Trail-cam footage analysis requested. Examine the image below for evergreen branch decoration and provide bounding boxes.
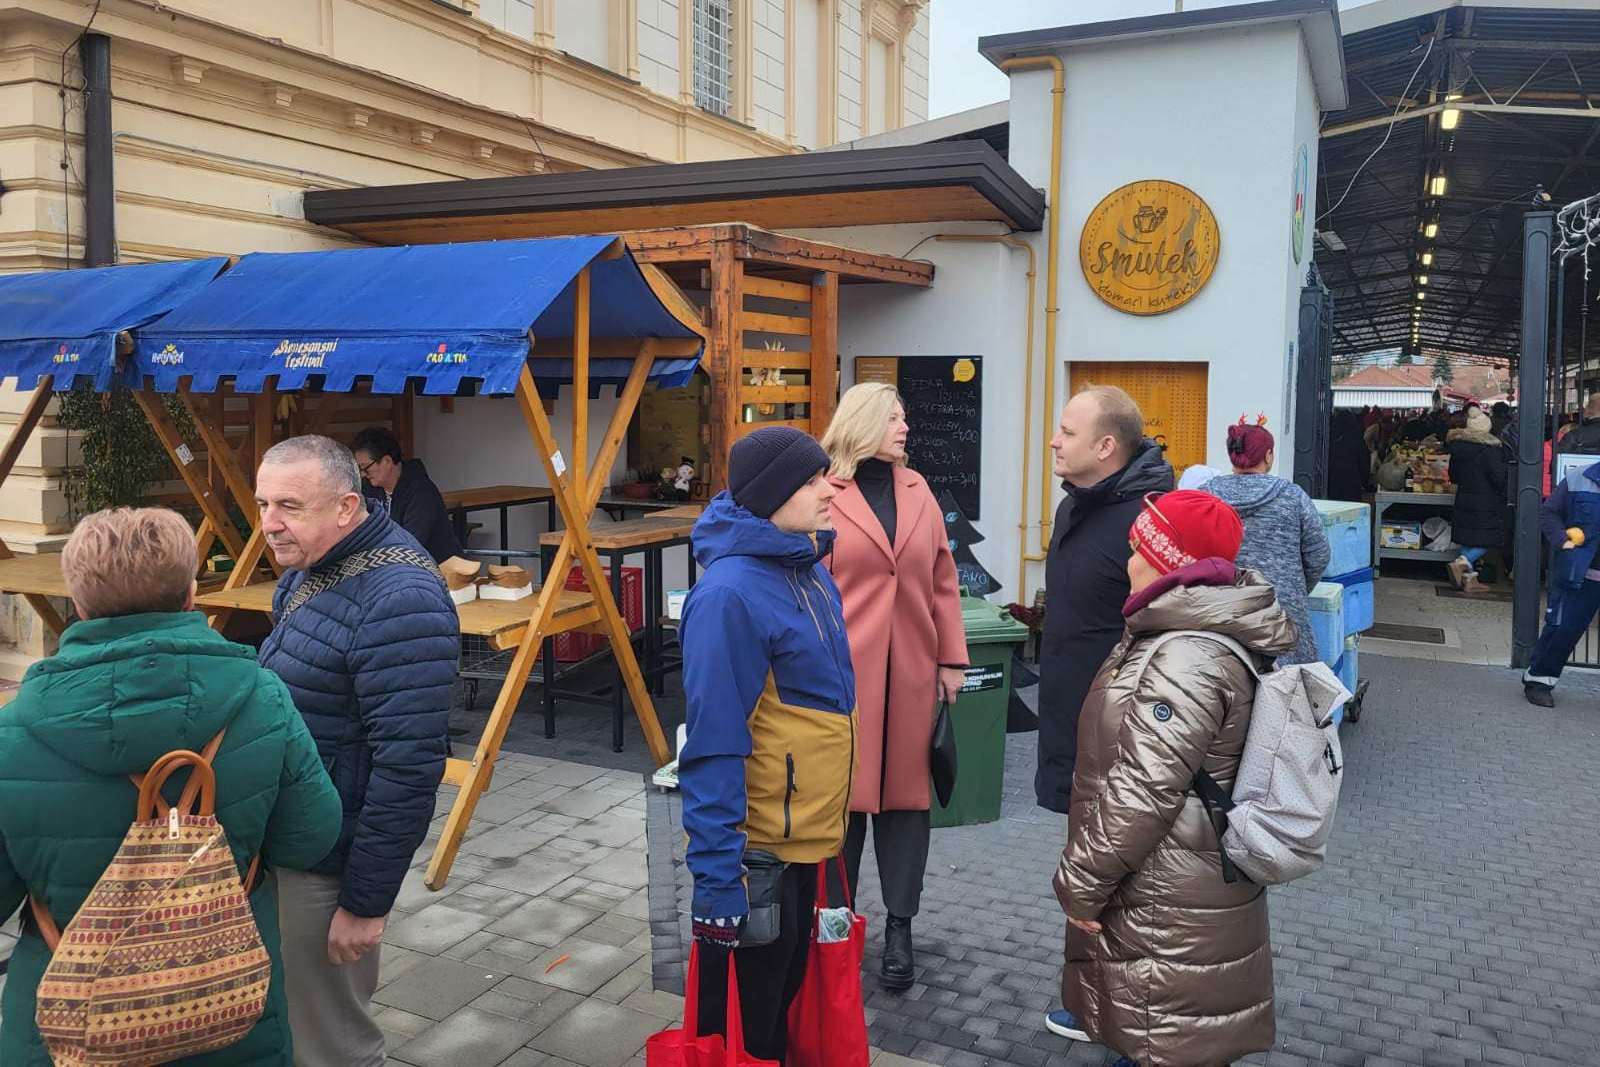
[56,383,197,521]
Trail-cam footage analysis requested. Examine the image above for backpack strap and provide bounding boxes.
[27,726,260,953]
[279,545,443,622]
[1129,630,1260,886]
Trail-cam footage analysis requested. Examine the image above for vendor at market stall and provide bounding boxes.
[351,426,463,564]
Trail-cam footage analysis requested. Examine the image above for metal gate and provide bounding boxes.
[1293,265,1333,499]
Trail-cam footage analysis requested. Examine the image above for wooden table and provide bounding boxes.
[538,512,701,751]
[194,581,598,647]
[441,485,556,562]
[594,493,699,521]
[0,552,71,600]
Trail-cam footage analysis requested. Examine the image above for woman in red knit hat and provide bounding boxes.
[1049,490,1294,1067]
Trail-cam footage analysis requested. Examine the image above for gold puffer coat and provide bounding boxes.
[1055,566,1295,1067]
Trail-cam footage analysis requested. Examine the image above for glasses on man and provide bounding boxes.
[358,459,377,477]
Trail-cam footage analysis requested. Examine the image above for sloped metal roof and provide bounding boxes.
[1315,2,1600,364]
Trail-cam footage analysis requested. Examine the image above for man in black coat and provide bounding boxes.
[351,426,463,563]
[1036,386,1175,814]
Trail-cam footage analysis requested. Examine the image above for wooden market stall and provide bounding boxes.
[0,238,707,893]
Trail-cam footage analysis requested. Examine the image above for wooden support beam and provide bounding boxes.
[393,388,415,458]
[424,348,663,892]
[254,384,275,467]
[739,348,812,370]
[0,377,68,636]
[740,385,812,405]
[132,389,246,560]
[708,243,743,492]
[735,418,811,438]
[810,271,840,436]
[178,384,258,525]
[741,310,812,337]
[743,275,812,302]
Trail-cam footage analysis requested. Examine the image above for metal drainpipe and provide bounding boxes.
[1000,55,1065,555]
[79,32,116,267]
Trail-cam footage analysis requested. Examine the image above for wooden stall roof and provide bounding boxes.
[302,142,1045,247]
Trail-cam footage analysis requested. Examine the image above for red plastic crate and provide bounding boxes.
[553,564,643,662]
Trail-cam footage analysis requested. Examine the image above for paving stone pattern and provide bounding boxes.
[647,654,1600,1066]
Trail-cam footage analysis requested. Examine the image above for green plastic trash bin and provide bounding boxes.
[930,596,1029,828]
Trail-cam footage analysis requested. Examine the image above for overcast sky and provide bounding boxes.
[930,0,1383,118]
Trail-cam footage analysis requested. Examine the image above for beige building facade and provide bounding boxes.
[0,0,929,669]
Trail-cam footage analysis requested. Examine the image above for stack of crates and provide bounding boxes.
[1311,500,1374,724]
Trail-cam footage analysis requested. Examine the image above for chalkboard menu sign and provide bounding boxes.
[855,356,982,520]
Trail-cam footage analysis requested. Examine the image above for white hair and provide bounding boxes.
[261,434,362,496]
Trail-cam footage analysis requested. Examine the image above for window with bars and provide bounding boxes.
[692,0,735,118]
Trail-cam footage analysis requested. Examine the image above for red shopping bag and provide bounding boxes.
[785,856,870,1067]
[646,944,777,1067]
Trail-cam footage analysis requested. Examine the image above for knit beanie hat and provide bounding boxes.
[1226,414,1274,470]
[728,426,830,519]
[1466,407,1492,433]
[1129,490,1245,575]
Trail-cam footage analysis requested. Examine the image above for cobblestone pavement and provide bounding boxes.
[648,653,1600,1066]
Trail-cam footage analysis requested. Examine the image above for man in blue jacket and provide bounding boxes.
[254,434,460,1067]
[679,426,857,1062]
[1524,459,1600,707]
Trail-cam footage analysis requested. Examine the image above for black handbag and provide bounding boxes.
[930,700,958,808]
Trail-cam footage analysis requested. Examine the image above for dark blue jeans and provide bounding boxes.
[1526,578,1600,688]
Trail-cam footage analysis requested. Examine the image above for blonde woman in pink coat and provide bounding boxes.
[821,382,968,991]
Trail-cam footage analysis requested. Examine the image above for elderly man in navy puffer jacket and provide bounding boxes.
[254,434,459,1067]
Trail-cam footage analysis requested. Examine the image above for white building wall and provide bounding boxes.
[904,8,930,124]
[792,222,1039,604]
[556,0,611,67]
[835,0,864,141]
[752,0,787,139]
[792,0,822,147]
[638,0,682,98]
[1010,24,1313,484]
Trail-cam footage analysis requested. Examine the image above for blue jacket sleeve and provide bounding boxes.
[340,577,459,917]
[678,583,770,920]
[1542,480,1571,547]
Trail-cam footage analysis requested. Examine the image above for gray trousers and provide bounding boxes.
[277,868,386,1067]
[836,808,931,918]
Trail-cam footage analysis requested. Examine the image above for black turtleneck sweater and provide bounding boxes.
[854,458,897,546]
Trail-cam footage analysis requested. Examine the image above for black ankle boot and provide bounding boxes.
[881,915,914,991]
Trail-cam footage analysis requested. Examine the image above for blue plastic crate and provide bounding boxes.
[1314,500,1372,577]
[1329,566,1374,636]
[1308,581,1344,668]
[1331,636,1359,727]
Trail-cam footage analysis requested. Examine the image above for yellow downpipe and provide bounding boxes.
[934,234,1036,598]
[1001,55,1065,576]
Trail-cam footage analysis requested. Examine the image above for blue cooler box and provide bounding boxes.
[1314,500,1372,577]
[1308,581,1344,667]
[1332,636,1359,726]
[1329,567,1375,636]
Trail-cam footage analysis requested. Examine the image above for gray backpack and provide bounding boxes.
[1140,631,1348,885]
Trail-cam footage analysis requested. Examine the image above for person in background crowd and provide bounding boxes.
[1177,463,1222,491]
[819,383,967,991]
[255,435,460,1067]
[0,507,340,1067]
[1203,416,1330,664]
[678,426,856,1061]
[350,426,462,564]
[1038,385,1174,1039]
[1051,490,1293,1067]
[1327,409,1372,503]
[1523,453,1600,708]
[1445,407,1507,594]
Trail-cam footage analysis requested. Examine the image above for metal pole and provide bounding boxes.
[1513,210,1555,668]
[1555,262,1566,419]
[78,33,115,267]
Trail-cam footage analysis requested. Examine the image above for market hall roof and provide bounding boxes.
[301,141,1045,246]
[1316,1,1600,362]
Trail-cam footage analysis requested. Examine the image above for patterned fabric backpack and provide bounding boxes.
[29,730,270,1066]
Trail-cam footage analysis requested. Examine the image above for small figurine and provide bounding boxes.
[673,457,696,500]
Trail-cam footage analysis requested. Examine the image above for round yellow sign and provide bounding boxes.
[952,358,976,383]
[1079,179,1221,316]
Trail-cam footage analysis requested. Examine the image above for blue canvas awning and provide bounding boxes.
[135,235,704,396]
[0,258,228,391]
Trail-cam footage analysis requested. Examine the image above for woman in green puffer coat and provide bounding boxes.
[0,507,341,1066]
